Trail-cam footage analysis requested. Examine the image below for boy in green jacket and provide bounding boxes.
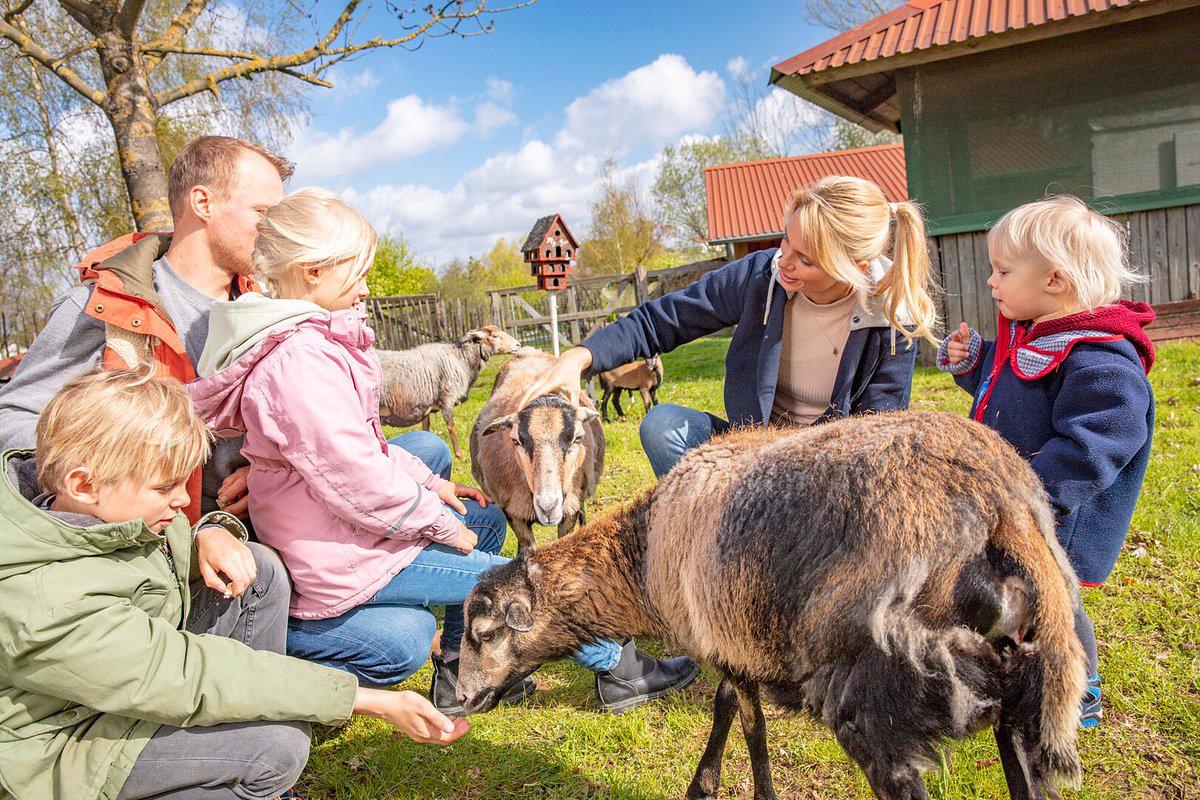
[0,370,468,800]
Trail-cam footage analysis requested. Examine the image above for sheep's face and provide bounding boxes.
[467,325,522,355]
[483,396,599,526]
[457,558,567,714]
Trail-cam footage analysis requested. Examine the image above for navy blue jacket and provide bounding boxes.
[581,249,918,426]
[939,304,1155,585]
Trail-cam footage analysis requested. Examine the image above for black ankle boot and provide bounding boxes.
[594,640,700,713]
[429,654,537,715]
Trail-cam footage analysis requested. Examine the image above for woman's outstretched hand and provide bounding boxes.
[354,688,470,745]
[516,346,594,409]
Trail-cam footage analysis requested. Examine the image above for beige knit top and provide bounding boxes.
[769,289,858,426]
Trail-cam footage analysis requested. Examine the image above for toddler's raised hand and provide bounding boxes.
[946,322,971,364]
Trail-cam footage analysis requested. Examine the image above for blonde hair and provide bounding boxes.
[168,135,293,221]
[988,195,1146,310]
[35,369,212,495]
[252,187,378,299]
[786,176,940,343]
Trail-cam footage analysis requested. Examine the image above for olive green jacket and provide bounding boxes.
[0,451,359,800]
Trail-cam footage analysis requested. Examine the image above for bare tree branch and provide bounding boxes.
[55,0,104,34]
[139,43,258,60]
[0,17,105,104]
[3,0,34,22]
[50,36,101,65]
[155,0,527,107]
[115,0,149,36]
[142,0,209,71]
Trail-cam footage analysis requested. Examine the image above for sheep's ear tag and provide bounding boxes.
[504,598,533,632]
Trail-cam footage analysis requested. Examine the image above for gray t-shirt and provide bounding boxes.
[0,258,247,514]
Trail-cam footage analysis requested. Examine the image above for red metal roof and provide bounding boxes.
[774,0,1147,78]
[704,144,907,243]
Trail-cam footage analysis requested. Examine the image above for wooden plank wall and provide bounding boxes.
[928,203,1200,363]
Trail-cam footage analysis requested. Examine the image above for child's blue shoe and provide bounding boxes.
[1080,674,1102,729]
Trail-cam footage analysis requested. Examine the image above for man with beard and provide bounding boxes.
[0,136,289,522]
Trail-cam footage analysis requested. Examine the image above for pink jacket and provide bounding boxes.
[188,306,461,619]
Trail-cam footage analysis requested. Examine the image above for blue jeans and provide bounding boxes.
[286,431,620,684]
[639,403,730,478]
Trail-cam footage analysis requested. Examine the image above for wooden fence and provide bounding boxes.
[364,294,492,351]
[486,259,724,350]
[364,259,725,352]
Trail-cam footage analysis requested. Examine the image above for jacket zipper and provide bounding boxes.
[159,540,186,629]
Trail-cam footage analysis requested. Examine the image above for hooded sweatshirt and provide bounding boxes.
[936,301,1156,585]
[0,451,357,800]
[188,295,461,620]
[581,248,920,426]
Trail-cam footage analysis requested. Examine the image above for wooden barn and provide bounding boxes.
[771,0,1200,342]
[704,143,908,260]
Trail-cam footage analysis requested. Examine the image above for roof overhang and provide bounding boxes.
[771,0,1200,133]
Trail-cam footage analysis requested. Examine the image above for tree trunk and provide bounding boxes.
[98,31,171,232]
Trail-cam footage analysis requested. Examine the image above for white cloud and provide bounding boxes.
[726,56,751,81]
[338,68,381,95]
[322,56,728,261]
[555,54,724,154]
[291,95,469,182]
[472,77,517,137]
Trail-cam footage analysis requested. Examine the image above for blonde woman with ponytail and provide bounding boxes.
[520,175,941,477]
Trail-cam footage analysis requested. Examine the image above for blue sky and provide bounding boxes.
[287,1,835,265]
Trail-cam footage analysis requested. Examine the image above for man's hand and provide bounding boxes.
[946,322,972,365]
[515,346,593,410]
[435,481,492,514]
[354,688,470,745]
[216,466,251,518]
[194,527,257,597]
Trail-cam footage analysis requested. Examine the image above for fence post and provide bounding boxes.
[490,292,502,330]
[566,286,582,344]
[634,265,649,307]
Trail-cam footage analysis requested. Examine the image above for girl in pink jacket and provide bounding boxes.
[189,189,697,714]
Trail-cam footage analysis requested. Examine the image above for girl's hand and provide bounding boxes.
[435,482,492,514]
[946,322,972,364]
[194,527,257,597]
[216,466,251,518]
[445,520,478,555]
[354,688,470,745]
[516,346,593,409]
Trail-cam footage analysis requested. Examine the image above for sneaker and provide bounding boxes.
[1081,674,1102,729]
[429,654,537,715]
[279,791,305,800]
[594,639,700,713]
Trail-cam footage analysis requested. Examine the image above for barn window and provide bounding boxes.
[546,249,552,257]
[556,245,562,257]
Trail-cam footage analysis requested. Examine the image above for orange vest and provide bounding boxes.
[74,233,259,523]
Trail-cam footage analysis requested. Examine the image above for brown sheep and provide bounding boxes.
[456,411,1085,800]
[469,350,604,554]
[597,356,662,422]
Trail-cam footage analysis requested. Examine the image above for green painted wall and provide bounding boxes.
[898,8,1200,235]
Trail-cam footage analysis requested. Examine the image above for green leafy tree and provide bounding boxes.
[368,234,437,298]
[652,134,772,246]
[578,158,665,276]
[437,238,529,304]
[826,117,900,150]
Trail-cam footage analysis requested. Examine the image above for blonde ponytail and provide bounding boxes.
[786,177,941,345]
[877,200,940,344]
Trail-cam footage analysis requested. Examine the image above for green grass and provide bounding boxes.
[301,336,1200,799]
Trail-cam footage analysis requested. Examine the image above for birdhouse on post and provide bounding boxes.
[521,213,579,291]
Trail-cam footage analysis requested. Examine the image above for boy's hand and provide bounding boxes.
[354,688,470,745]
[216,466,251,518]
[444,520,478,555]
[946,322,972,364]
[195,527,257,597]
[435,481,492,513]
